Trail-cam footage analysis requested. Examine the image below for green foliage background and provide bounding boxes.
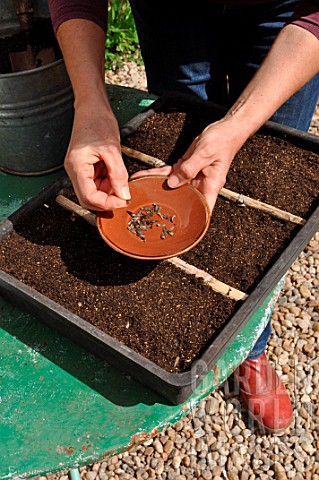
[105,0,141,70]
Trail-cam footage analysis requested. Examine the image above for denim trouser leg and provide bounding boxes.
[129,0,227,101]
[130,0,319,128]
[129,0,319,359]
[271,74,319,130]
[246,319,273,360]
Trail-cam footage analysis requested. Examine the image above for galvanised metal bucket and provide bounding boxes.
[0,0,74,175]
[0,59,74,175]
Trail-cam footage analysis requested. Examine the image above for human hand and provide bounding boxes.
[64,103,131,211]
[131,117,249,212]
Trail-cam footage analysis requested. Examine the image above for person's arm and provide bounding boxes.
[224,24,319,136]
[133,23,319,212]
[48,1,131,211]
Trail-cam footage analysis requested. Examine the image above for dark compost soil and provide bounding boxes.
[0,201,236,373]
[123,105,319,218]
[1,100,318,373]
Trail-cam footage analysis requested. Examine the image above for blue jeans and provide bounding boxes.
[130,0,319,358]
[130,0,319,130]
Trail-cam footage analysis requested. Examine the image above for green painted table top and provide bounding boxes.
[0,85,278,479]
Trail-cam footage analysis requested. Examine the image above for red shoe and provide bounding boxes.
[234,353,293,434]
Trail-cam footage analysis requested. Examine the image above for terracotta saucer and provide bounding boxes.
[96,175,210,260]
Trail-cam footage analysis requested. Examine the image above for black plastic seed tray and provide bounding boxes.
[1,93,319,404]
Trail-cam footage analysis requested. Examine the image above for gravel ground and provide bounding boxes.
[40,62,319,480]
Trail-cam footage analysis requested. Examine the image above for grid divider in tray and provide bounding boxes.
[121,145,307,226]
[56,194,247,301]
[1,93,319,404]
[1,168,318,405]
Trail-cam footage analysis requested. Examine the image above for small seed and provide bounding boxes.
[127,211,139,218]
[136,231,146,241]
[141,207,153,212]
[161,227,168,239]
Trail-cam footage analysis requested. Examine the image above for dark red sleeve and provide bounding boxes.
[48,0,108,34]
[289,0,319,39]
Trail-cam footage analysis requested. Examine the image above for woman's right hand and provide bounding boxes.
[64,101,131,212]
[52,19,131,212]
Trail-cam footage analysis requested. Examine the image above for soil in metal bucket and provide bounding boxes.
[0,18,61,74]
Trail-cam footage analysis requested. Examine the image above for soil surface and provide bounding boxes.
[0,200,235,373]
[0,99,318,374]
[181,198,297,293]
[123,100,319,218]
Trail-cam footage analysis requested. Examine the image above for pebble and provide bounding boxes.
[164,439,174,455]
[153,439,163,454]
[38,67,319,480]
[85,472,97,480]
[205,397,220,415]
[144,447,153,456]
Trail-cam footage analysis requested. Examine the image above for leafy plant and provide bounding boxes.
[105,0,141,70]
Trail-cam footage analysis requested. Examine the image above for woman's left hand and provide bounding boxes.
[131,116,249,213]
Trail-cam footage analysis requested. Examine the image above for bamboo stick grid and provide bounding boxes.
[121,145,306,226]
[56,142,306,303]
[55,194,247,302]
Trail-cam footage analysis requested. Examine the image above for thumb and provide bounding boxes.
[108,170,131,201]
[167,172,189,189]
[166,157,194,189]
[107,180,131,201]
[118,185,131,201]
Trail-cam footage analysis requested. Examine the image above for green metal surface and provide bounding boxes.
[0,171,63,221]
[0,285,280,479]
[0,85,280,479]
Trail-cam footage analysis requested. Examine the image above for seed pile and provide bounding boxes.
[127,203,176,242]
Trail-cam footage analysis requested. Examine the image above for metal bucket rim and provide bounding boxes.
[0,58,65,79]
[0,86,74,114]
